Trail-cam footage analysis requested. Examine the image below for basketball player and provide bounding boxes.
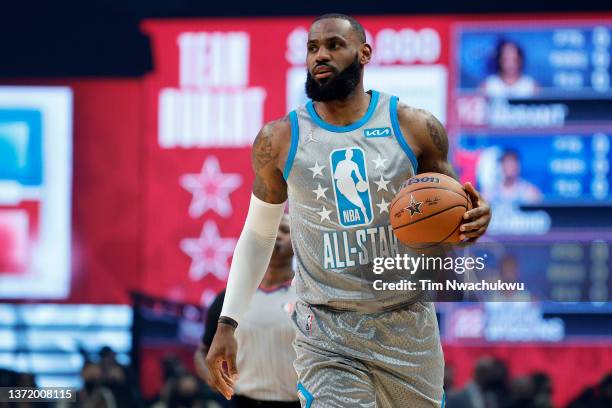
[206,14,492,407]
[195,215,299,407]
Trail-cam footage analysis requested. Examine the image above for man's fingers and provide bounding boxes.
[225,352,239,380]
[466,226,487,242]
[461,226,487,239]
[219,370,235,388]
[213,366,234,400]
[461,217,487,232]
[207,356,234,400]
[463,206,489,220]
[463,182,479,200]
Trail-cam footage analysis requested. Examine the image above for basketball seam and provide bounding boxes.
[392,204,467,230]
[397,217,464,249]
[398,191,470,248]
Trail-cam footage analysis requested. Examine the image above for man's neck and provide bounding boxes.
[260,263,294,288]
[313,85,370,126]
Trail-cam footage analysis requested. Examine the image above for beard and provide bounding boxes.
[305,56,362,102]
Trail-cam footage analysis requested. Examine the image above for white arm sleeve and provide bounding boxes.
[220,194,286,324]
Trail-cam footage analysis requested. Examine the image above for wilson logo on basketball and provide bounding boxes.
[402,176,440,188]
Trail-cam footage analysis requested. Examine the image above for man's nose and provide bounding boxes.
[316,46,331,62]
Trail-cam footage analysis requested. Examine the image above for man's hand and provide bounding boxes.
[193,344,213,388]
[460,182,491,242]
[205,324,239,400]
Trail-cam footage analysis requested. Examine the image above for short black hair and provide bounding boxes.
[500,148,520,162]
[494,39,525,73]
[312,13,366,43]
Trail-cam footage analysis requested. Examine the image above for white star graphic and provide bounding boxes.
[313,184,328,200]
[180,156,242,218]
[308,161,325,178]
[180,221,237,282]
[376,197,390,214]
[374,175,391,192]
[317,206,332,222]
[372,154,388,169]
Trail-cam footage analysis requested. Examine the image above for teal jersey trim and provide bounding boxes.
[305,90,380,133]
[283,110,300,180]
[297,382,313,408]
[389,95,419,173]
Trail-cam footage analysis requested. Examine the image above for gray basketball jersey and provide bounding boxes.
[284,90,422,311]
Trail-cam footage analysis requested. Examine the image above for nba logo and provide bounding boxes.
[329,147,373,228]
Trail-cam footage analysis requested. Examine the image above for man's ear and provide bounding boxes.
[360,43,372,65]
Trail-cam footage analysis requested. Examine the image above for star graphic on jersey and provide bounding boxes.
[374,175,391,192]
[372,154,388,169]
[376,197,390,214]
[406,195,423,216]
[180,156,242,218]
[317,206,332,222]
[308,161,325,178]
[180,221,237,281]
[313,183,328,200]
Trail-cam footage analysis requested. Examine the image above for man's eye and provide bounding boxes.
[308,45,318,52]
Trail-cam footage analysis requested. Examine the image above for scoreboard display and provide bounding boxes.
[458,24,612,95]
[452,19,612,236]
[456,132,611,205]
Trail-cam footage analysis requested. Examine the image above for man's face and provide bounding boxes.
[305,18,371,101]
[500,43,522,77]
[501,154,520,180]
[274,217,293,258]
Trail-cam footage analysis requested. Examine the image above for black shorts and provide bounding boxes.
[232,394,301,408]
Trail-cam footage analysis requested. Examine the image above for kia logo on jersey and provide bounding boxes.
[363,127,391,138]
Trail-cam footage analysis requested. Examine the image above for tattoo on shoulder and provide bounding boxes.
[251,117,289,203]
[252,128,278,172]
[424,111,448,154]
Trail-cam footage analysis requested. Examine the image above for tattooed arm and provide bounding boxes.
[396,104,458,179]
[251,117,291,203]
[205,117,291,400]
[397,104,491,242]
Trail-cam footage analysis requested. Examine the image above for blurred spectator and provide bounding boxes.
[567,373,612,408]
[57,362,116,408]
[93,345,141,407]
[149,355,187,408]
[446,356,509,408]
[508,375,536,408]
[480,39,538,98]
[167,374,206,408]
[599,374,612,407]
[506,373,552,408]
[444,364,456,393]
[99,346,118,371]
[530,373,553,408]
[482,149,542,206]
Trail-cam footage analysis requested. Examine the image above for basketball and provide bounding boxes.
[390,172,472,247]
[356,180,368,192]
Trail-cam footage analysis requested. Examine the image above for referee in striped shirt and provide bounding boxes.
[195,215,299,408]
